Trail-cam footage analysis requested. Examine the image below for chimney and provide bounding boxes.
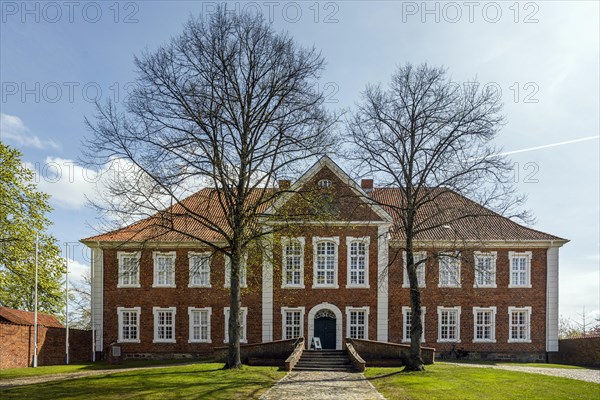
[361,179,374,193]
[278,180,291,190]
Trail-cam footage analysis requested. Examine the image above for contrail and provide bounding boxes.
[492,135,599,158]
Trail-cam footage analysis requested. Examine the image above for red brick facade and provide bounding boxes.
[85,157,565,361]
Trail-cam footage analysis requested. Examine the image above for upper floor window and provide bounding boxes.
[402,306,426,343]
[403,251,427,288]
[508,306,532,343]
[224,254,247,288]
[117,251,140,288]
[474,251,497,288]
[437,306,461,342]
[438,253,461,288]
[188,307,211,343]
[282,237,305,288]
[282,307,305,340]
[346,307,369,340]
[313,237,339,288]
[224,307,248,343]
[117,307,140,343]
[318,179,332,188]
[509,251,532,288]
[346,237,370,288]
[473,307,496,343]
[153,251,176,288]
[188,252,211,288]
[153,307,176,343]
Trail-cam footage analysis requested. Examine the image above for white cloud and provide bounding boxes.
[0,113,60,150]
[24,157,101,210]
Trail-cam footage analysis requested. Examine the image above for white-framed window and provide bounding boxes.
[188,307,211,343]
[438,253,461,288]
[508,306,532,343]
[346,237,370,288]
[188,252,211,288]
[474,251,497,288]
[346,307,369,340]
[117,252,140,288]
[509,251,532,288]
[153,251,176,288]
[402,306,426,343]
[437,306,461,342]
[281,307,305,340]
[473,307,496,343]
[282,237,305,288]
[403,251,427,288]
[117,307,140,343]
[313,237,339,288]
[318,179,332,188]
[224,254,247,288]
[152,307,176,343]
[224,307,248,343]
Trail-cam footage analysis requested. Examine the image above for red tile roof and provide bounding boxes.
[0,306,63,328]
[82,187,565,244]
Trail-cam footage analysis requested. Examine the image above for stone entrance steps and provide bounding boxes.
[293,350,355,372]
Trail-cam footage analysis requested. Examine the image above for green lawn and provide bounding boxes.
[1,363,285,399]
[0,359,194,380]
[365,363,599,400]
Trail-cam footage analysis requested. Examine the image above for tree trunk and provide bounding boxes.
[226,245,243,369]
[404,242,425,372]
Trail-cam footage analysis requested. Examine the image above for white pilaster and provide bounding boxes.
[377,225,390,341]
[546,246,559,352]
[262,234,274,342]
[91,247,104,353]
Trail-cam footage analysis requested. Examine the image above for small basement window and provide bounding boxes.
[318,179,332,188]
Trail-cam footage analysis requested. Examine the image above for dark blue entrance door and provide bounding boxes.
[314,317,336,349]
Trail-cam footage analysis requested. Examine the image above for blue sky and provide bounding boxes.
[1,1,598,324]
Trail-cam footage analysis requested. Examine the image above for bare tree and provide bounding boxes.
[83,8,333,368]
[69,272,91,330]
[347,63,528,371]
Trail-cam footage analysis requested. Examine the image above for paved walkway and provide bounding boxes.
[448,363,600,384]
[260,371,386,400]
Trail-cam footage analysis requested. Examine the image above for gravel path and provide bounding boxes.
[260,371,386,400]
[0,363,197,389]
[447,363,600,384]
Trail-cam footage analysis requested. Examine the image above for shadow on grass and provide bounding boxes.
[1,364,284,400]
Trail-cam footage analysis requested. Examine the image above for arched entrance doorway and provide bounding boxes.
[314,309,336,349]
[307,303,343,350]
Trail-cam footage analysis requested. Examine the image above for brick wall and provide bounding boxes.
[0,323,92,369]
[346,337,435,366]
[388,247,548,359]
[548,337,600,366]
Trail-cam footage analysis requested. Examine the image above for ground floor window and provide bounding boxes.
[473,307,496,342]
[508,306,531,342]
[224,307,248,343]
[188,307,211,343]
[282,307,305,340]
[402,306,425,342]
[153,307,176,343]
[437,306,461,342]
[346,307,369,340]
[117,307,140,343]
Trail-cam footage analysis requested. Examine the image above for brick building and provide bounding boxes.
[81,156,567,361]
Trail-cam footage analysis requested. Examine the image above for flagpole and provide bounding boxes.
[65,243,70,365]
[33,232,39,368]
